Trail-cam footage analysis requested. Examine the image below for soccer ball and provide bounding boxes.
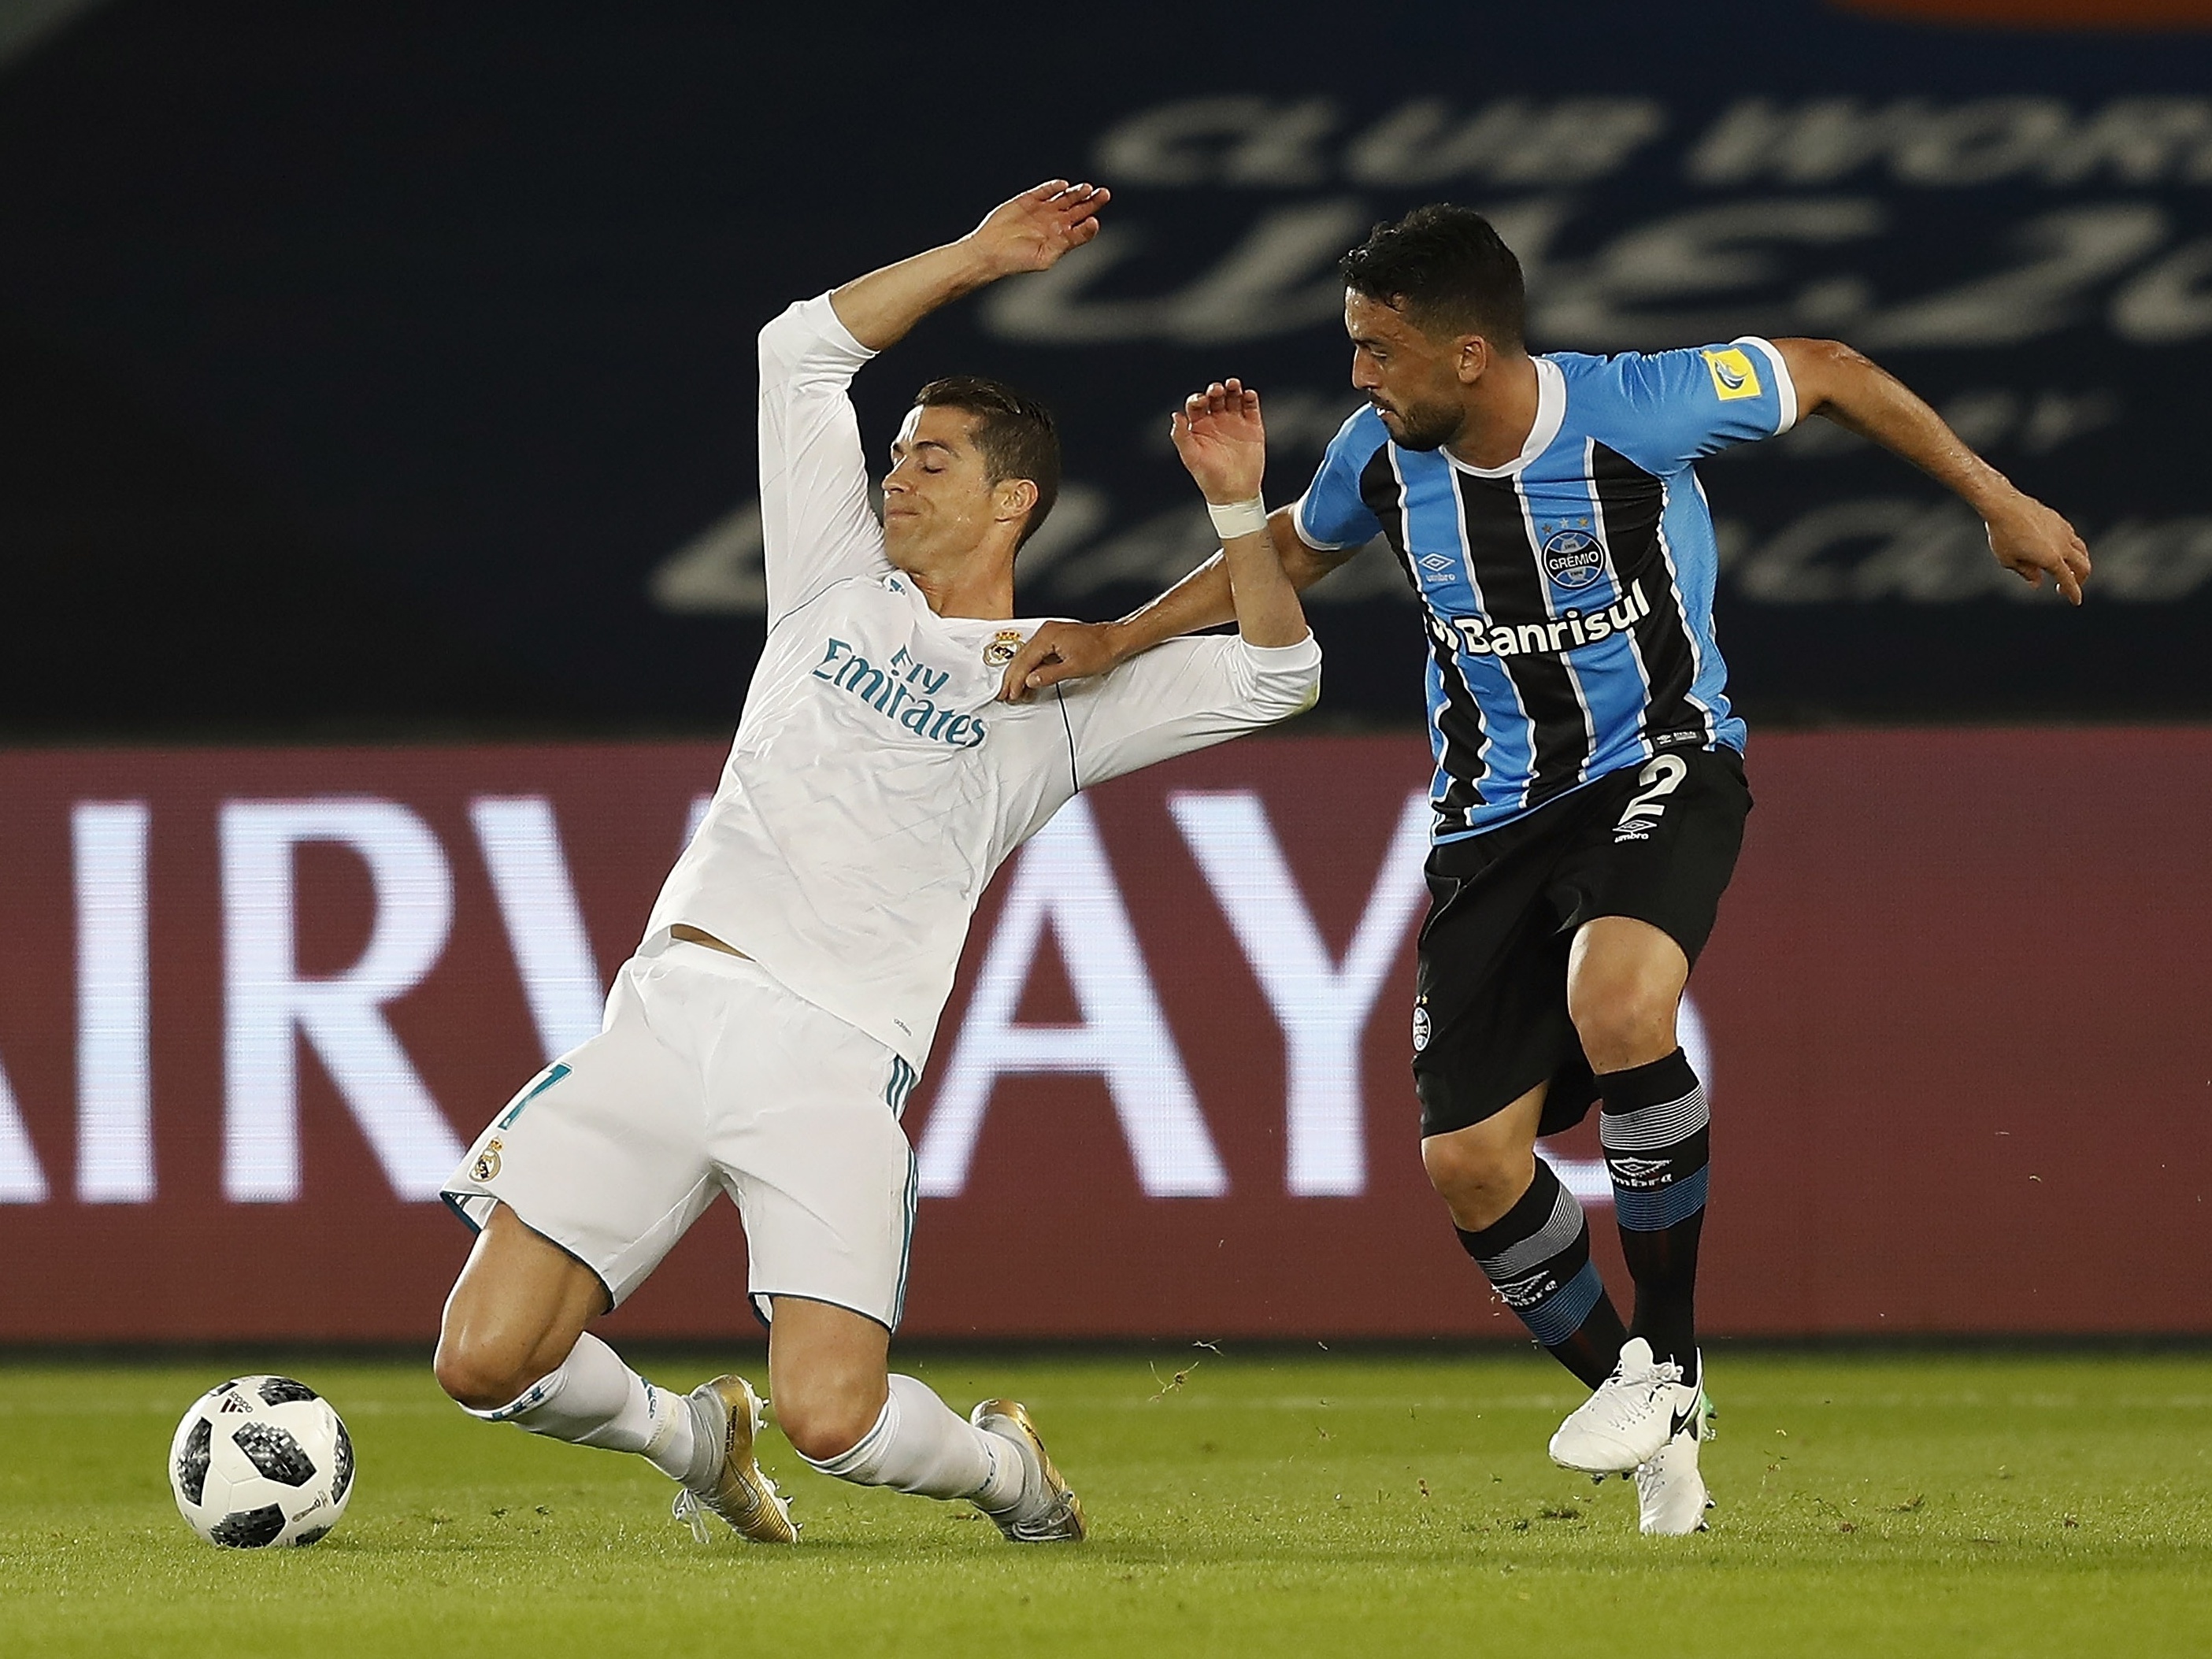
[168,1376,354,1548]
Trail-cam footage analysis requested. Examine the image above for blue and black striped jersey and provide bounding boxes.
[1292,338,1795,841]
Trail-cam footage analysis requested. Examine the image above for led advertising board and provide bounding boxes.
[0,731,2204,1342]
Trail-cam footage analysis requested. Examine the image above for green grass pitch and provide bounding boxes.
[3,1348,2209,1657]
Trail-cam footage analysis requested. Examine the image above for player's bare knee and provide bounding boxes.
[775,1385,880,1465]
[1568,978,1678,1073]
[1421,1135,1529,1229]
[1573,1001,1679,1074]
[433,1345,509,1413]
[433,1328,540,1413]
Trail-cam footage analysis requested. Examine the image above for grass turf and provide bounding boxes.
[2,1349,2208,1657]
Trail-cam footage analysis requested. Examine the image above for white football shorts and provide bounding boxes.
[442,936,921,1328]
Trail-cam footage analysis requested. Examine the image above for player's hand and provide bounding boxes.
[965,180,1110,280]
[996,619,1127,703]
[1170,380,1266,506]
[1986,492,2091,605]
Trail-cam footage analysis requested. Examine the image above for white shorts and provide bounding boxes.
[443,938,921,1328]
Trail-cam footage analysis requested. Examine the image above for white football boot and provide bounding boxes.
[969,1398,1087,1542]
[1547,1339,1697,1475]
[1633,1383,1717,1536]
[669,1374,798,1544]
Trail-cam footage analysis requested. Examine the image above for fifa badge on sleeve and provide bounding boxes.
[1700,347,1762,402]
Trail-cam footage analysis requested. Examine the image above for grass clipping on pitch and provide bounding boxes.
[2,1350,2209,1657]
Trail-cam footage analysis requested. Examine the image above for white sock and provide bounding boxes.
[468,1331,697,1480]
[799,1374,1021,1509]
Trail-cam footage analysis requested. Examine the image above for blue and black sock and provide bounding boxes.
[1455,1156,1628,1389]
[1599,1048,1710,1377]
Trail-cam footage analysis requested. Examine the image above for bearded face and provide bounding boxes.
[1343,290,1480,454]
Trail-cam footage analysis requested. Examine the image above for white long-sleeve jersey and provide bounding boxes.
[643,294,1321,1069]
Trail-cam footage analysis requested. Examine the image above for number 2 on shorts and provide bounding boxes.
[1618,754,1688,828]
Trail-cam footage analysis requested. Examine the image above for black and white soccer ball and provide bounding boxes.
[168,1376,354,1548]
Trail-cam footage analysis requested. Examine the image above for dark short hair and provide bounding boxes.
[912,376,1060,548]
[1339,204,1526,352]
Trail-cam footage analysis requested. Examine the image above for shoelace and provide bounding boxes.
[671,1487,713,1544]
[1592,1360,1684,1431]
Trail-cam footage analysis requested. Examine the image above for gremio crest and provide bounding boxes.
[1542,527,1603,591]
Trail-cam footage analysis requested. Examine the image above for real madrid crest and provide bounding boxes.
[473,1139,503,1182]
[983,628,1025,670]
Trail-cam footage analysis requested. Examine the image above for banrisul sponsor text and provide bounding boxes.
[1426,579,1654,660]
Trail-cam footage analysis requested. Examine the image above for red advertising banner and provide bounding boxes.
[0,731,2205,1343]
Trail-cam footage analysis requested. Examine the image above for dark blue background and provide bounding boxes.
[3,0,2208,734]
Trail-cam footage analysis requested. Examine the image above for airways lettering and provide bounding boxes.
[810,639,984,747]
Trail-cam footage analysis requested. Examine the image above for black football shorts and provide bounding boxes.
[1410,744,1751,1141]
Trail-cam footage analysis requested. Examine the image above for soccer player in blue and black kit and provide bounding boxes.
[1001,206,2090,1535]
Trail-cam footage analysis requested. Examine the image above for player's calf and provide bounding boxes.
[1425,1113,1630,1391]
[446,1328,697,1473]
[445,1326,795,1544]
[1597,1047,1710,1375]
[798,1379,1083,1542]
[763,1298,1029,1524]
[790,1375,1026,1509]
[1547,1052,1713,1478]
[1566,920,1710,1377]
[796,1371,1093,1543]
[433,1208,789,1538]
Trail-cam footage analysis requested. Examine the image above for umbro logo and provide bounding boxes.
[1496,1272,1556,1309]
[1608,1157,1671,1179]
[1418,554,1454,572]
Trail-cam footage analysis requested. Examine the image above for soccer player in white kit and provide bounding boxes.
[431,181,1321,1546]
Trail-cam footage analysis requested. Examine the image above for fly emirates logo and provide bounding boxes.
[1428,579,1652,661]
[811,639,987,748]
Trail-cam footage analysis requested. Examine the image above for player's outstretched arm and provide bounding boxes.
[1168,380,1309,649]
[996,511,1343,701]
[827,180,1108,352]
[1038,381,1321,789]
[1774,337,2092,605]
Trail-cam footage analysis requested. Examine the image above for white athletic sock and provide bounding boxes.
[799,1373,1021,1508]
[469,1331,697,1480]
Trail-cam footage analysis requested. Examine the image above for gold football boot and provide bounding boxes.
[670,1374,798,1544]
[969,1398,1087,1542]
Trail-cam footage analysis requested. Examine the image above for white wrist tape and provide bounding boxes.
[1206,495,1269,541]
